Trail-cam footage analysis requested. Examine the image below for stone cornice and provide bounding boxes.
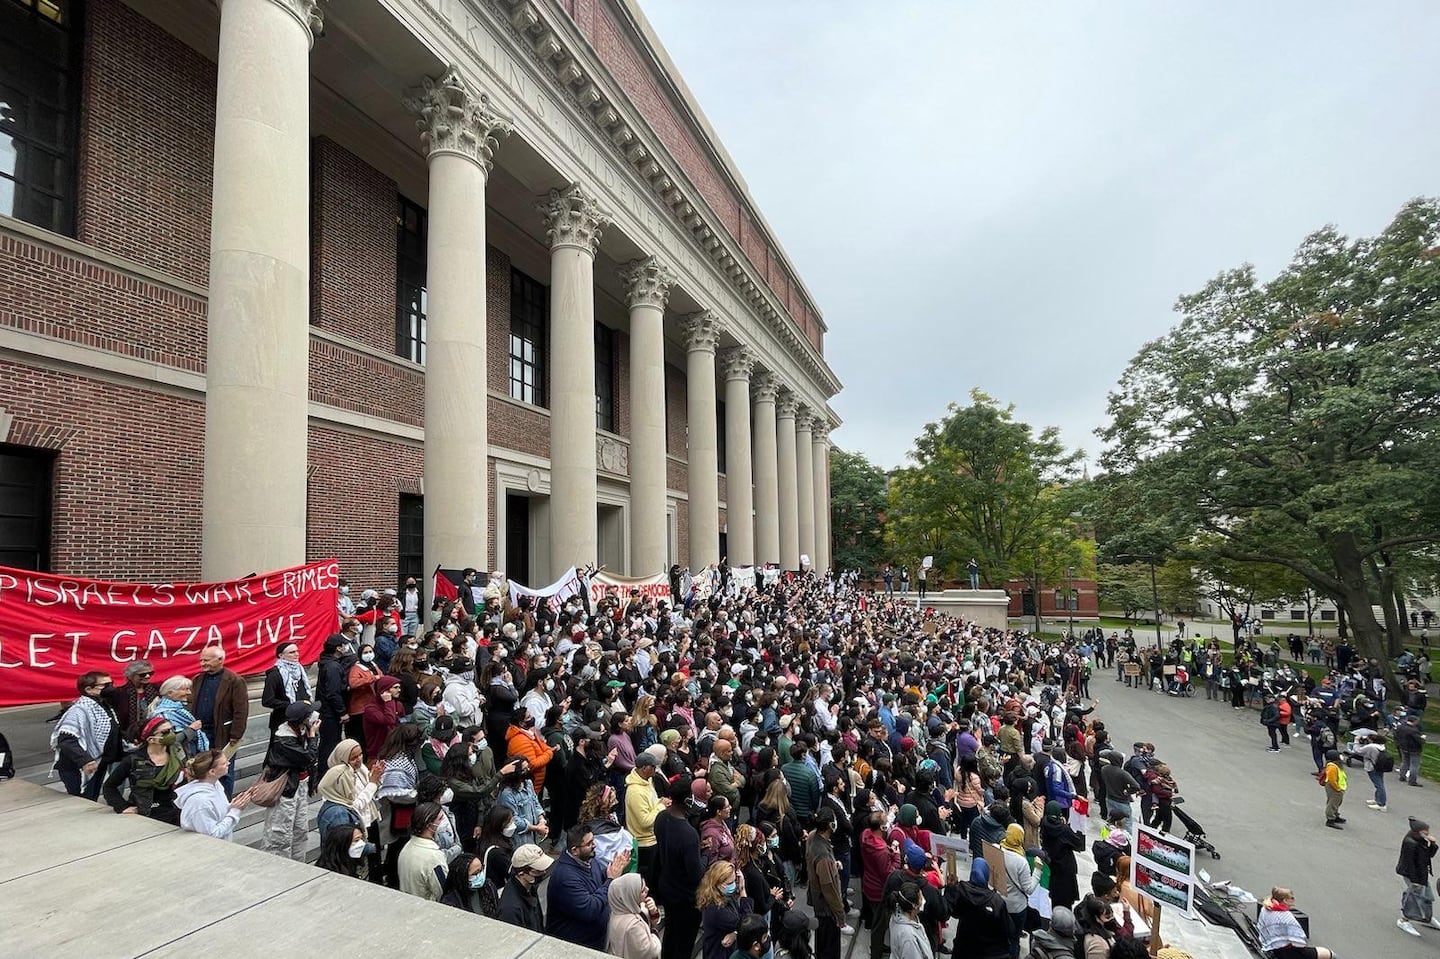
[475,0,840,400]
[679,311,722,354]
[405,66,513,172]
[719,347,753,382]
[617,256,677,311]
[538,182,610,254]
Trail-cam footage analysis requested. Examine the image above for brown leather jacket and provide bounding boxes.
[187,668,250,747]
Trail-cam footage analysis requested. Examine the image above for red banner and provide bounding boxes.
[0,561,340,707]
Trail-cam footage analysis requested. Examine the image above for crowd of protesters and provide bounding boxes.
[49,565,1388,958]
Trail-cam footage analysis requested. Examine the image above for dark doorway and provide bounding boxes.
[718,530,728,566]
[1021,589,1036,617]
[506,493,531,584]
[0,444,55,571]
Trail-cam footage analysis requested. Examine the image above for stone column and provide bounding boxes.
[201,0,321,580]
[812,425,831,571]
[751,372,780,566]
[721,348,755,566]
[539,184,610,577]
[407,68,510,585]
[795,408,816,568]
[681,312,721,569]
[618,256,676,576]
[775,390,800,570]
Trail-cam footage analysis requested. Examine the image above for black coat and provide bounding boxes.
[1397,833,1439,885]
[499,877,545,932]
[653,810,704,908]
[943,880,1010,959]
[1040,817,1086,909]
[262,665,316,732]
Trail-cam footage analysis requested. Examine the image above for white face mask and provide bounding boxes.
[360,652,375,663]
[348,840,367,859]
[502,821,517,837]
[439,788,454,805]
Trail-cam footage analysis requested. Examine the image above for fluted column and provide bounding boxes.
[618,257,676,576]
[721,348,755,566]
[751,372,780,566]
[539,184,610,577]
[776,390,800,570]
[681,312,721,569]
[407,69,510,587]
[813,425,831,571]
[795,408,816,568]
[201,0,321,579]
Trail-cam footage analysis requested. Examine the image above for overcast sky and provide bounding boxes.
[637,1,1440,470]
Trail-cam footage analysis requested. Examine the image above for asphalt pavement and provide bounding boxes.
[1095,677,1440,959]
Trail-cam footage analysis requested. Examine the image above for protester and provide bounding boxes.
[1258,887,1338,959]
[1396,817,1440,937]
[102,715,187,823]
[51,670,121,800]
[500,843,553,932]
[607,872,663,959]
[176,749,250,840]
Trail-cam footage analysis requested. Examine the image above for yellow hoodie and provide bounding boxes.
[625,768,664,847]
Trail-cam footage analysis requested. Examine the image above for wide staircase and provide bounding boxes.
[14,677,327,862]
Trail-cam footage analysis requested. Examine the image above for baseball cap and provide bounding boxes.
[511,844,554,872]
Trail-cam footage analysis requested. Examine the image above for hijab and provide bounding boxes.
[328,738,361,769]
[275,643,312,702]
[608,872,647,915]
[1000,822,1025,854]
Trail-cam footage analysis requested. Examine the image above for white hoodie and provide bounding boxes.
[175,779,241,841]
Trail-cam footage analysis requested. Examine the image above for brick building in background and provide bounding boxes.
[0,0,841,590]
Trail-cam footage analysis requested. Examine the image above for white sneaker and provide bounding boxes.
[1429,917,1440,930]
[1399,919,1422,937]
[1367,800,1380,807]
[840,925,855,936]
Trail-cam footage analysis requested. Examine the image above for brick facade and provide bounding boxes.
[1,0,824,588]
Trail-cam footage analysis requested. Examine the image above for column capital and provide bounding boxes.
[776,390,799,420]
[751,370,780,404]
[720,347,754,382]
[539,183,610,254]
[680,311,722,354]
[617,256,677,311]
[260,0,323,44]
[811,422,830,443]
[794,407,817,432]
[405,67,512,172]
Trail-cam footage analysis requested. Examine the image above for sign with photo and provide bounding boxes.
[1131,822,1196,917]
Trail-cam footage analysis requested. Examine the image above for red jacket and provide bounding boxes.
[860,827,901,902]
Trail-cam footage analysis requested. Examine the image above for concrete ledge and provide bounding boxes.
[0,779,585,959]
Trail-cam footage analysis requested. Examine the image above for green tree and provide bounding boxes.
[1097,562,1153,620]
[1100,198,1440,684]
[828,447,889,573]
[886,390,1085,588]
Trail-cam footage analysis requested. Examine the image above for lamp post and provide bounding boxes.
[1067,565,1076,639]
[1117,553,1163,650]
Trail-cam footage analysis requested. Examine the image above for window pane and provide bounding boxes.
[0,1,77,235]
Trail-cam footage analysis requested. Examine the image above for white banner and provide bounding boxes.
[589,570,671,604]
[508,567,584,608]
[730,566,757,592]
[761,567,781,586]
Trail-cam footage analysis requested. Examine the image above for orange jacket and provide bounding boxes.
[506,725,556,793]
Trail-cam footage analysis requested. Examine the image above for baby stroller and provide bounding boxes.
[1172,798,1221,859]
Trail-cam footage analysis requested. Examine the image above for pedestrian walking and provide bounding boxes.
[1397,817,1440,937]
[1396,714,1426,787]
[1355,732,1393,813]
[1322,749,1347,829]
[1261,694,1282,753]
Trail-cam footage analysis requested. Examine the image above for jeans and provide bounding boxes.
[57,758,107,801]
[1205,679,1219,700]
[1106,799,1133,831]
[402,612,421,636]
[968,572,980,589]
[1370,770,1388,807]
[1401,750,1422,782]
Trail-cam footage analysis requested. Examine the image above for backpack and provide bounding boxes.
[1375,750,1396,774]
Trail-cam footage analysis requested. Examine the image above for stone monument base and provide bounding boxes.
[900,589,1011,630]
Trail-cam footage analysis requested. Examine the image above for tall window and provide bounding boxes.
[595,322,613,431]
[1,0,83,236]
[509,268,546,406]
[395,195,427,364]
[397,494,423,587]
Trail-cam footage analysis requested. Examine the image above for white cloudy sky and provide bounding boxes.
[636,1,1440,470]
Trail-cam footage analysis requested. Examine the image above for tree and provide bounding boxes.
[1098,562,1154,620]
[1100,198,1440,687]
[828,447,889,573]
[886,390,1085,587]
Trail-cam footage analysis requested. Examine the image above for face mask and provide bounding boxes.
[340,587,350,595]
[348,840,367,859]
[357,651,373,663]
[156,731,176,746]
[607,666,618,676]
[439,788,454,804]
[545,679,555,691]
[722,881,738,896]
[475,738,487,752]
[767,836,779,849]
[469,869,488,889]
[502,822,517,837]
